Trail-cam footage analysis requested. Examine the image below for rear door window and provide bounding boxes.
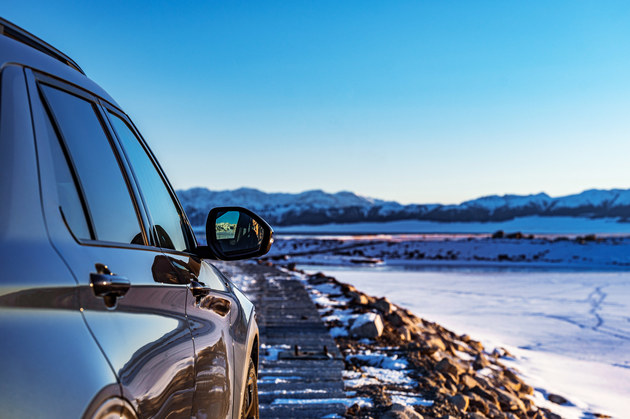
[42,103,91,240]
[107,112,189,252]
[40,85,144,245]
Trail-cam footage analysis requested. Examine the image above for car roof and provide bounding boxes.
[0,17,119,108]
[0,17,84,74]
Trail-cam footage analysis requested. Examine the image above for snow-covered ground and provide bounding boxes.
[270,233,630,270]
[301,265,630,418]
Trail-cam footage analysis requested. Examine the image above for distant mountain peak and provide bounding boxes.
[177,187,630,226]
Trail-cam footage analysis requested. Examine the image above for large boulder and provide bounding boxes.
[350,312,384,338]
[382,404,423,419]
[371,297,393,314]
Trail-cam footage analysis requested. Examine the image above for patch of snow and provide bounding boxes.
[454,350,475,361]
[270,397,373,407]
[257,376,303,384]
[329,326,348,338]
[260,343,291,361]
[348,351,408,370]
[258,389,328,395]
[388,392,434,407]
[360,366,415,386]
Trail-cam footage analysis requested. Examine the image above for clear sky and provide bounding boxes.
[4,1,630,204]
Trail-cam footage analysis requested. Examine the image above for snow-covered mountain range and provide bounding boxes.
[177,187,630,227]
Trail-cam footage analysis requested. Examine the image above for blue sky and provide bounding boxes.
[5,1,630,204]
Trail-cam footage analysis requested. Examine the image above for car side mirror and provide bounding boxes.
[201,207,273,261]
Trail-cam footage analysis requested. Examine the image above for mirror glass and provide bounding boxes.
[215,210,265,255]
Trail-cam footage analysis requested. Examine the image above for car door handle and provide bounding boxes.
[91,264,130,298]
[206,296,231,316]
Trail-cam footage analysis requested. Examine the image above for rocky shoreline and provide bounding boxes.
[272,262,608,419]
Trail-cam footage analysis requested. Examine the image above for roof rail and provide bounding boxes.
[0,17,84,74]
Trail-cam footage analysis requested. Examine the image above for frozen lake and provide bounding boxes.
[301,265,630,418]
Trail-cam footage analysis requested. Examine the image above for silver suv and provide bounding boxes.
[0,17,271,418]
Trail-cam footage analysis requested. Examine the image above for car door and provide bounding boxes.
[26,70,196,418]
[102,108,238,419]
[0,65,122,418]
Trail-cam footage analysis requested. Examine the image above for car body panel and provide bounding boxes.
[164,252,245,418]
[0,64,120,418]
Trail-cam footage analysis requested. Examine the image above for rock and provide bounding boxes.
[350,312,384,338]
[382,403,424,419]
[437,387,454,396]
[491,347,513,358]
[522,397,536,412]
[519,382,534,395]
[485,403,504,419]
[468,339,484,352]
[436,357,465,377]
[460,374,478,390]
[425,335,447,352]
[339,283,357,293]
[444,377,458,394]
[468,413,488,419]
[372,297,393,314]
[396,326,412,341]
[385,311,404,327]
[449,394,469,412]
[502,377,521,392]
[543,411,563,419]
[470,386,498,405]
[503,369,520,383]
[345,402,361,416]
[348,291,369,305]
[547,393,568,405]
[472,353,489,370]
[309,272,329,283]
[495,388,526,412]
[466,392,489,414]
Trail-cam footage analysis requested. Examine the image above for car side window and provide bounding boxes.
[40,85,144,245]
[107,112,189,252]
[42,105,91,240]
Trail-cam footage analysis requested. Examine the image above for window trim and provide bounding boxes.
[38,86,96,241]
[33,72,152,249]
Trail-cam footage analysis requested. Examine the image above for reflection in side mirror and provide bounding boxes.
[204,207,273,261]
[215,210,263,254]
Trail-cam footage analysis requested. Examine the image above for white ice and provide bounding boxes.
[309,266,630,419]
